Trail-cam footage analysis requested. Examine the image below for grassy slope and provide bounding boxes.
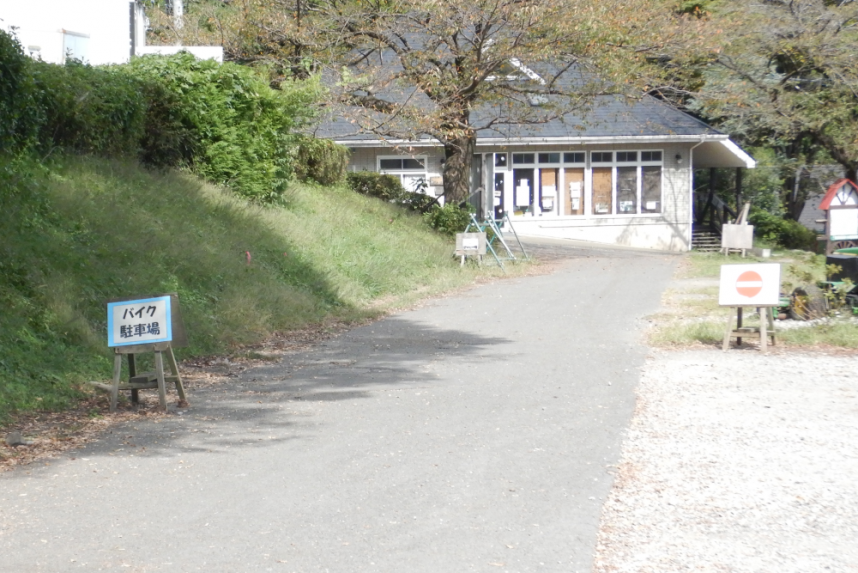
[0,155,499,420]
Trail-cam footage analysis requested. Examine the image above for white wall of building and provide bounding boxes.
[0,0,134,65]
[344,142,695,251]
[0,0,223,65]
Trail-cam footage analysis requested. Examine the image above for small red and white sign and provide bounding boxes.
[735,270,763,298]
[719,264,781,306]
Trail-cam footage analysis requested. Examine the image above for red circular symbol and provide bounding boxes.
[736,270,763,298]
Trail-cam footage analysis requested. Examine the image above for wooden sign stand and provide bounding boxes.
[722,306,776,353]
[90,342,187,413]
[92,293,189,412]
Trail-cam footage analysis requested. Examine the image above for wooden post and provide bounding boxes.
[735,168,742,213]
[166,347,187,403]
[128,353,139,405]
[110,353,123,413]
[722,311,733,352]
[736,307,743,346]
[154,350,167,411]
[723,306,776,352]
[768,308,776,345]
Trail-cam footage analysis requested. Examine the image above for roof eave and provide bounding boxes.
[335,133,730,148]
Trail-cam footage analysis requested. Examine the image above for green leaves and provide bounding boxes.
[125,53,324,201]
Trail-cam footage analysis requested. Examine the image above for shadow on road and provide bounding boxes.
[63,317,513,463]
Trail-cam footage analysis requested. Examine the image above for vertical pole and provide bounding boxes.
[735,168,743,214]
[736,307,743,346]
[722,310,733,352]
[110,353,123,413]
[759,307,768,353]
[166,347,186,403]
[128,353,139,405]
[767,307,776,347]
[155,351,168,412]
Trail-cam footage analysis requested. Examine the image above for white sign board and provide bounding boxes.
[718,264,781,307]
[721,224,754,250]
[107,296,173,347]
[462,237,479,250]
[829,209,858,240]
[455,232,487,256]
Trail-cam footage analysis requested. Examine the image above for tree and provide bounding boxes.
[675,0,858,218]
[148,0,704,202]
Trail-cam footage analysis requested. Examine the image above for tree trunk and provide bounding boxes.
[442,132,476,204]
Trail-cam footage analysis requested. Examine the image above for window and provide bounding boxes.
[538,153,560,164]
[379,158,424,170]
[495,153,508,168]
[641,151,662,162]
[588,150,663,216]
[592,168,612,214]
[502,148,663,219]
[617,167,637,213]
[642,166,662,213]
[378,155,427,193]
[564,168,585,215]
[62,31,89,63]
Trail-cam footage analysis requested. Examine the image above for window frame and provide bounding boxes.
[377,154,429,193]
[587,150,664,217]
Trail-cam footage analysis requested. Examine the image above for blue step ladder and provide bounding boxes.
[464,213,530,271]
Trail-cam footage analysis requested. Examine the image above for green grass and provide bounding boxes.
[0,154,509,421]
[649,319,726,346]
[777,322,858,348]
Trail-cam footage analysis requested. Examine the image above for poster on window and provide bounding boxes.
[515,181,530,206]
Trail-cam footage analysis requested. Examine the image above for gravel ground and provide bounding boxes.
[593,349,858,572]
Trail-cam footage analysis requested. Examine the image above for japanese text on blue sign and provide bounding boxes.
[107,296,173,347]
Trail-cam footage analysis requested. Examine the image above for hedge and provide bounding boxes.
[0,30,344,201]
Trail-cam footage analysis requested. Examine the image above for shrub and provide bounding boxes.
[31,60,147,158]
[346,171,407,201]
[124,54,323,202]
[0,35,328,201]
[423,203,473,236]
[399,191,439,213]
[0,30,42,153]
[292,136,350,185]
[749,210,817,250]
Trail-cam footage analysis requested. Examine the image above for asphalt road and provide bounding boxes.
[0,240,676,573]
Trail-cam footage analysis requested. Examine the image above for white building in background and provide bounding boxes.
[0,0,222,64]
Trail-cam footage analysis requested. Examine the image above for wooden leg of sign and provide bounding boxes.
[768,308,776,346]
[166,347,187,403]
[722,310,734,352]
[759,307,768,353]
[110,353,123,413]
[460,255,465,267]
[154,351,168,412]
[736,307,743,346]
[127,353,139,405]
